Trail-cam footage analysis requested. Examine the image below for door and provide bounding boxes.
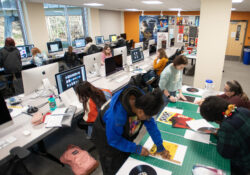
[226,21,247,58]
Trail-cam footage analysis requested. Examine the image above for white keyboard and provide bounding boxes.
[116,75,129,83]
[140,64,148,69]
[0,136,17,149]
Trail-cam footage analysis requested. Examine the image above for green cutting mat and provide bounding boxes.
[131,132,231,175]
[167,101,199,113]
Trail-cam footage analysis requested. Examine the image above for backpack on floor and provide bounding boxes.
[60,145,99,175]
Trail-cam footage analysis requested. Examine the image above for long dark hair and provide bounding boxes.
[157,48,167,59]
[226,80,249,102]
[75,81,107,113]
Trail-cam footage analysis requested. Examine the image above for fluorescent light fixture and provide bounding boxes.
[232,0,243,3]
[141,1,163,4]
[125,9,140,11]
[83,3,104,7]
[231,8,236,10]
[169,8,183,11]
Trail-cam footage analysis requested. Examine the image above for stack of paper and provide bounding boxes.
[44,108,66,128]
[186,119,214,131]
[184,130,210,144]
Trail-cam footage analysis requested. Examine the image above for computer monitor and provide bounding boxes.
[47,41,63,53]
[75,38,86,48]
[113,46,127,66]
[17,44,34,59]
[109,34,117,42]
[170,38,175,47]
[22,62,59,95]
[134,42,143,49]
[105,54,123,76]
[83,52,102,74]
[149,44,157,56]
[131,47,144,64]
[120,33,127,40]
[0,93,13,130]
[95,36,105,45]
[55,65,87,94]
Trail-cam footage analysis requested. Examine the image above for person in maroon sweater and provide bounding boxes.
[218,80,250,109]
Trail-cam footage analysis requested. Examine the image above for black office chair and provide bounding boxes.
[87,45,100,55]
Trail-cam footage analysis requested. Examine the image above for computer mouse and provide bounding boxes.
[27,106,38,114]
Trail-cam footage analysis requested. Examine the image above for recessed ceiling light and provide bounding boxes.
[83,3,104,7]
[125,9,140,11]
[169,8,183,11]
[141,1,163,5]
[231,8,236,10]
[232,0,244,3]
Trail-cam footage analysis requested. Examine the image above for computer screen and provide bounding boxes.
[0,94,12,126]
[170,38,175,47]
[105,54,123,76]
[131,47,144,64]
[149,44,157,56]
[75,38,86,48]
[95,36,105,45]
[55,65,87,94]
[17,46,27,58]
[47,41,63,53]
[109,34,117,42]
[120,33,127,40]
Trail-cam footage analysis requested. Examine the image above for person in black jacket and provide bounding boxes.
[63,46,79,69]
[116,36,126,47]
[0,38,22,93]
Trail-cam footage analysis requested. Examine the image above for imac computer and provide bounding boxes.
[47,41,63,53]
[120,33,127,40]
[0,94,13,130]
[95,36,105,45]
[113,46,127,66]
[134,42,143,49]
[131,47,144,64]
[83,52,102,74]
[105,54,123,76]
[22,62,59,95]
[17,44,34,58]
[170,38,175,47]
[75,38,86,48]
[149,44,157,56]
[55,65,87,94]
[109,34,117,42]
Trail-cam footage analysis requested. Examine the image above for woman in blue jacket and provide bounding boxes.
[92,86,169,175]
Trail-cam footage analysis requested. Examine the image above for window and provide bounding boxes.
[0,0,27,47]
[44,4,86,48]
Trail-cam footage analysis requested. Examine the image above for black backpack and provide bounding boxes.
[87,45,100,55]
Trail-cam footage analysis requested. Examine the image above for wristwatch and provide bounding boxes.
[167,95,171,98]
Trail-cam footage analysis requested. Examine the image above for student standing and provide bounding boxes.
[92,87,170,175]
[200,96,250,175]
[159,55,188,105]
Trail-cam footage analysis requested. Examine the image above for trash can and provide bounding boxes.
[243,48,250,65]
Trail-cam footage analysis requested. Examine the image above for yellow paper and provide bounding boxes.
[150,141,178,160]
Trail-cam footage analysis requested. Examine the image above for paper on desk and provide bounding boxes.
[9,106,29,118]
[51,108,67,115]
[186,119,214,131]
[184,130,210,144]
[60,88,82,109]
[144,137,187,166]
[117,157,172,175]
[45,115,63,128]
[164,107,183,114]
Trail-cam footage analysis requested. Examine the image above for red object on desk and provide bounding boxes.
[187,47,193,51]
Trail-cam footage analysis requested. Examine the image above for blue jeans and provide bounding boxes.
[162,91,176,110]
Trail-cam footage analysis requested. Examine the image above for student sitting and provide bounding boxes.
[219,80,250,109]
[31,47,47,67]
[75,81,111,138]
[101,45,112,65]
[92,87,170,175]
[83,37,98,54]
[159,55,188,105]
[116,36,126,47]
[200,96,250,175]
[63,46,79,68]
[153,48,168,76]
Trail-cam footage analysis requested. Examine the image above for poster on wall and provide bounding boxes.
[177,34,184,43]
[195,38,198,46]
[183,34,189,42]
[184,26,189,35]
[168,16,176,25]
[195,16,200,26]
[189,37,195,47]
[189,26,198,38]
[179,26,184,34]
[182,16,189,25]
[189,16,196,26]
[157,32,168,49]
[176,17,183,25]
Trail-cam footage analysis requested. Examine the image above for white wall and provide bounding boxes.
[99,9,124,39]
[88,8,101,38]
[194,0,232,90]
